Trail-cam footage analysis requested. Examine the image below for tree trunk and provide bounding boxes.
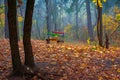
[97,0,103,47]
[86,0,94,41]
[7,0,22,74]
[105,33,109,49]
[45,0,51,43]
[4,0,9,39]
[53,0,57,31]
[17,14,20,41]
[36,10,41,39]
[75,0,79,40]
[23,0,35,68]
[99,7,103,46]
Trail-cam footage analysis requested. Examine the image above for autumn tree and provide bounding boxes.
[7,0,22,75]
[92,0,106,47]
[23,0,35,68]
[97,0,103,47]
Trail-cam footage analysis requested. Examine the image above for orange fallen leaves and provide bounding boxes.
[0,39,120,79]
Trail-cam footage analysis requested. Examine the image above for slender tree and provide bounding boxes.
[4,0,9,39]
[23,0,35,68]
[53,0,58,31]
[97,0,103,47]
[7,0,22,75]
[45,0,51,43]
[86,0,94,41]
[75,0,79,40]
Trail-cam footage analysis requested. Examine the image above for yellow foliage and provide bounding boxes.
[0,13,5,27]
[114,6,120,13]
[102,14,119,34]
[0,13,5,19]
[114,6,120,21]
[92,0,107,7]
[18,16,23,22]
[116,14,120,21]
[64,24,72,33]
[87,38,90,44]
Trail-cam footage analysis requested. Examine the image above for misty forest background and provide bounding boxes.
[0,0,120,46]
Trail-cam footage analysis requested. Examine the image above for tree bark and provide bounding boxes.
[7,0,22,74]
[4,0,9,39]
[75,0,79,40]
[97,0,103,47]
[36,10,41,39]
[45,0,51,43]
[53,0,57,31]
[99,7,103,46]
[86,0,94,41]
[105,33,109,49]
[23,0,35,68]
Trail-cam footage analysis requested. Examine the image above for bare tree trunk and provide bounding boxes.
[75,0,79,40]
[7,0,22,75]
[23,0,35,68]
[53,0,57,31]
[4,0,9,39]
[105,33,109,49]
[99,7,103,46]
[86,0,94,41]
[45,0,51,43]
[35,10,41,39]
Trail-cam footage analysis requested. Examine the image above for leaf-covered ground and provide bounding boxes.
[0,39,120,80]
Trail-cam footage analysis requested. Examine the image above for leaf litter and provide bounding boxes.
[0,39,120,80]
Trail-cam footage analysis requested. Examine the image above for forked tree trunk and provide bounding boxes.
[7,0,22,74]
[23,0,35,68]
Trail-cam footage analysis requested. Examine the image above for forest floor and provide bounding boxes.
[0,39,120,80]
